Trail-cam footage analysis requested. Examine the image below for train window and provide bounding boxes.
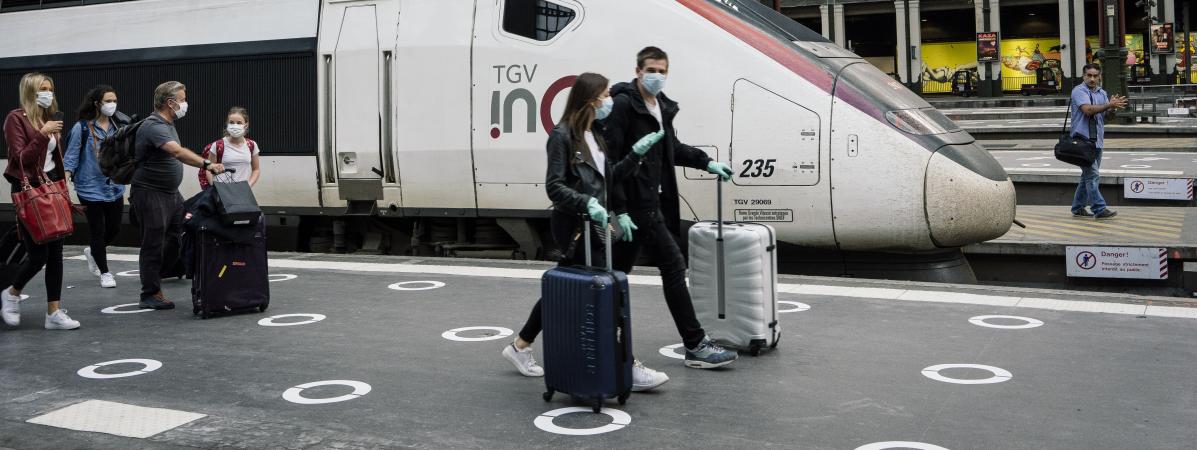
[708,0,827,43]
[502,0,575,42]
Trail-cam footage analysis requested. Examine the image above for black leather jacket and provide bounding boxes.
[545,121,642,216]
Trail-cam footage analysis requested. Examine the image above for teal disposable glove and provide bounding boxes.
[586,197,608,225]
[631,130,665,156]
[706,161,733,181]
[616,213,638,242]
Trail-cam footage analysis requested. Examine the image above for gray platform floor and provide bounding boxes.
[2,249,1196,449]
[991,150,1197,179]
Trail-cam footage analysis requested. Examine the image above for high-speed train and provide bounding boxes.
[0,0,1015,267]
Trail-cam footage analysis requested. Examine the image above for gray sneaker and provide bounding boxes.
[684,336,738,369]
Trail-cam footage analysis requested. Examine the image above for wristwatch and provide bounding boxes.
[202,159,212,168]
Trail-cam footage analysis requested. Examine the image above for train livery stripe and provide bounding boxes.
[0,38,317,71]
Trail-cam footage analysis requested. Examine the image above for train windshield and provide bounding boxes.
[837,63,961,135]
[706,0,829,43]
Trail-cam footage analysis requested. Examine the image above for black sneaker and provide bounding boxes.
[139,293,175,310]
[1094,209,1118,219]
[1071,209,1093,217]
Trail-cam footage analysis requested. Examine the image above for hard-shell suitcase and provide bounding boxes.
[191,223,269,319]
[688,179,780,356]
[541,218,633,413]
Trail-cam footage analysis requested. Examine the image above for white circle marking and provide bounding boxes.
[533,407,632,436]
[259,313,326,327]
[778,301,811,313]
[100,303,154,314]
[115,269,139,277]
[269,274,298,282]
[658,343,685,360]
[441,326,513,342]
[922,364,1012,385]
[282,380,372,405]
[1120,164,1152,169]
[968,315,1044,330]
[388,281,445,291]
[855,442,950,450]
[77,359,163,379]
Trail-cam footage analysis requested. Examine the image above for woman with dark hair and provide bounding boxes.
[500,72,667,391]
[64,85,125,288]
[2,72,79,330]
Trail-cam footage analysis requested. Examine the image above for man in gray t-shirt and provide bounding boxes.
[129,81,225,310]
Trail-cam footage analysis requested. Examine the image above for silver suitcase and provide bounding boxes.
[688,180,779,356]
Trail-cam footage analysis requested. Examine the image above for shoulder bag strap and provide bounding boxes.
[1088,91,1098,142]
[1062,97,1073,135]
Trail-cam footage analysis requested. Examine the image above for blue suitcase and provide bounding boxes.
[540,220,632,413]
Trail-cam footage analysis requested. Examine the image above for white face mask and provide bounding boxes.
[227,124,246,138]
[172,100,188,119]
[100,103,117,117]
[36,91,53,108]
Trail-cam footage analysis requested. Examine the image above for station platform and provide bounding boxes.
[2,248,1195,448]
[981,138,1197,153]
[965,205,1196,258]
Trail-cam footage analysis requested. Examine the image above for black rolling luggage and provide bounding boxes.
[540,218,632,413]
[0,226,28,289]
[191,223,269,319]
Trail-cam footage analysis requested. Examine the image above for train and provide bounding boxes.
[0,0,1016,274]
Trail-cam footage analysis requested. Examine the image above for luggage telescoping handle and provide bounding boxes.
[581,211,613,272]
[715,176,726,319]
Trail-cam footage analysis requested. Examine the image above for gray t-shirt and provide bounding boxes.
[131,112,182,193]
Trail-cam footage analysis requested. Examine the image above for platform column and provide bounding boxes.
[1060,0,1087,90]
[976,0,1002,96]
[895,0,922,93]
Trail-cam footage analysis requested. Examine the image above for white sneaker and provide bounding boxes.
[83,247,100,277]
[100,273,116,288]
[502,342,544,377]
[1,287,21,327]
[45,309,80,330]
[632,360,669,392]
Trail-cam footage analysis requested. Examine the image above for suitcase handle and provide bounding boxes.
[715,178,726,319]
[581,213,613,272]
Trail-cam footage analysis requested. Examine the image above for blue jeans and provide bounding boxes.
[1071,147,1107,215]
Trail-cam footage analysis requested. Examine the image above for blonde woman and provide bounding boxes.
[200,107,260,189]
[2,72,79,330]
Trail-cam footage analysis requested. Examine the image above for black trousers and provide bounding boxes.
[129,187,183,299]
[518,211,606,344]
[612,209,705,349]
[79,197,123,274]
[8,180,64,302]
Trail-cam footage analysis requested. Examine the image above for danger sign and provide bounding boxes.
[1066,246,1168,280]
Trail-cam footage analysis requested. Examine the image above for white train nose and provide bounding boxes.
[924,144,1016,247]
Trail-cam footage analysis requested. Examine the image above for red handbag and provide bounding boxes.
[11,131,74,244]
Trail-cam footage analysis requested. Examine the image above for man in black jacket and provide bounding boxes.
[603,46,738,369]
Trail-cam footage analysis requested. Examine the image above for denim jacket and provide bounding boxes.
[63,119,125,202]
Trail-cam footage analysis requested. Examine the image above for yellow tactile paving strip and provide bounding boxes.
[994,206,1191,245]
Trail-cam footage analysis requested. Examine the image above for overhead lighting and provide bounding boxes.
[921,18,928,22]
[1028,12,1036,16]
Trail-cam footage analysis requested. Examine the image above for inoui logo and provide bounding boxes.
[490,64,575,139]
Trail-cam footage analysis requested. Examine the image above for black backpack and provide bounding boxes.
[98,118,146,185]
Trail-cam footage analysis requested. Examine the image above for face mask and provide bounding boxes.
[100,103,117,117]
[641,73,666,96]
[227,124,246,138]
[594,97,614,121]
[172,100,188,119]
[36,91,53,108]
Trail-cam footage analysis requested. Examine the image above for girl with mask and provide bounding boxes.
[200,107,260,189]
[500,72,668,392]
[2,72,80,330]
[64,85,125,288]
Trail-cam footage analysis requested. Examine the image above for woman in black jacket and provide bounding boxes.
[501,72,669,392]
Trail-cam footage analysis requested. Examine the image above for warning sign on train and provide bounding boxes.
[734,209,793,222]
[1066,246,1168,280]
[1123,178,1193,200]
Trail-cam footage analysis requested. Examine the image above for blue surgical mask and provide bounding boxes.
[641,73,666,96]
[595,97,614,120]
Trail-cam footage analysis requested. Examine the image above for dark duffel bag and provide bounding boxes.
[212,178,261,227]
[1054,133,1097,167]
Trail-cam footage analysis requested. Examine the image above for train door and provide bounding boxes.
[726,78,835,247]
[471,0,586,213]
[317,1,401,213]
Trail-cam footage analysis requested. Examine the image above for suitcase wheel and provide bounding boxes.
[750,345,762,357]
[591,399,602,414]
[542,390,554,402]
[617,393,629,405]
[258,304,268,313]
